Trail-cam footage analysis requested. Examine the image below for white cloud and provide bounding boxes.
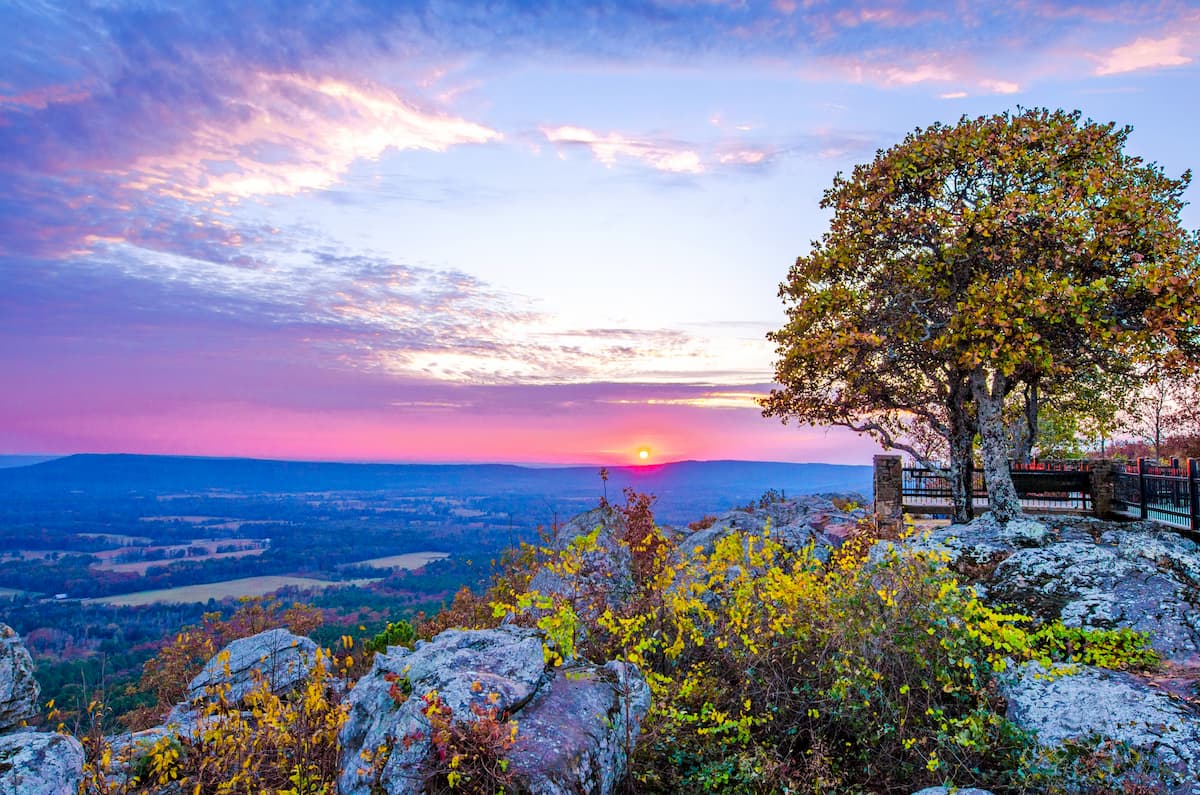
[122,73,501,201]
[541,125,771,175]
[980,79,1021,94]
[1095,35,1192,75]
[882,63,955,85]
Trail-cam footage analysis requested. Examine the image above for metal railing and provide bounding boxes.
[902,459,1093,514]
[1113,459,1200,534]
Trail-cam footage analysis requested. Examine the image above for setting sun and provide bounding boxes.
[637,448,650,461]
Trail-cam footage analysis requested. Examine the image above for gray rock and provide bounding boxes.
[339,624,548,794]
[338,624,649,795]
[0,624,40,733]
[184,627,324,706]
[1003,660,1200,793]
[528,506,634,624]
[507,660,651,795]
[899,515,1200,662]
[987,530,1200,660]
[911,789,995,795]
[681,493,866,564]
[902,513,1048,568]
[0,731,84,795]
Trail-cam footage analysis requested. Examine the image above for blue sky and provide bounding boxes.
[1,0,1197,464]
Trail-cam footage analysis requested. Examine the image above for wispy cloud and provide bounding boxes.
[542,125,722,174]
[539,123,851,174]
[600,389,769,409]
[121,73,499,202]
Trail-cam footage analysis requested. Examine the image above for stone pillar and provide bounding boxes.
[1089,459,1116,519]
[873,455,903,525]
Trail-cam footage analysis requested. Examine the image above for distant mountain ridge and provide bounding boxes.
[0,454,871,524]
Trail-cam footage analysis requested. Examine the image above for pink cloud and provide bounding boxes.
[122,73,500,202]
[1095,35,1193,75]
[0,82,92,110]
[1,392,882,466]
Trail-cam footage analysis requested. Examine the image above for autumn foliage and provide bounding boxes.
[764,108,1200,523]
[122,598,323,731]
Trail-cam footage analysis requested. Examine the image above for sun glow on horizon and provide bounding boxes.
[637,448,650,462]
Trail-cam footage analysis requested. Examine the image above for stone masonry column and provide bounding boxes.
[874,455,903,526]
[1089,459,1116,519]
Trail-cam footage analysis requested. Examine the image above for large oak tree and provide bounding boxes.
[763,108,1199,522]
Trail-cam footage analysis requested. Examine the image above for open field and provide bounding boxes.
[0,587,27,599]
[98,548,266,574]
[351,551,449,570]
[82,575,380,606]
[77,533,153,545]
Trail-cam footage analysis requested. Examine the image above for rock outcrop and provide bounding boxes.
[98,627,329,785]
[0,624,40,732]
[682,492,867,559]
[899,511,1200,793]
[0,627,85,794]
[528,506,634,622]
[0,731,85,795]
[184,627,325,705]
[911,514,1200,661]
[339,624,649,795]
[1003,660,1200,794]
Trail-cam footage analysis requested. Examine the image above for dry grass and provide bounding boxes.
[82,575,379,606]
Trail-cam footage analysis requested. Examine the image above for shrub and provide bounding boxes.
[494,496,1162,793]
[81,649,347,794]
[368,619,417,653]
[1026,623,1160,671]
[123,597,323,730]
[420,689,518,795]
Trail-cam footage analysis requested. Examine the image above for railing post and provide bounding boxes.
[873,455,903,528]
[1089,459,1114,519]
[1189,458,1199,536]
[1138,458,1149,520]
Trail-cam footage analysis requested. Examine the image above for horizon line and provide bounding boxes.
[0,451,873,469]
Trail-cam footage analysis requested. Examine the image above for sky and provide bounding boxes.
[1,1,1198,466]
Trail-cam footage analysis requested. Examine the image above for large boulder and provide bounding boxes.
[900,512,1053,570]
[0,624,40,732]
[505,659,650,795]
[1003,660,1200,794]
[338,624,649,795]
[0,731,84,795]
[183,627,324,705]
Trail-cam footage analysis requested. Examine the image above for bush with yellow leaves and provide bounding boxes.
[80,646,348,795]
[488,495,1161,793]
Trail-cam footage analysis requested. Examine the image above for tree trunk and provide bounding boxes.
[1013,381,1039,463]
[947,377,976,523]
[972,369,1022,523]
